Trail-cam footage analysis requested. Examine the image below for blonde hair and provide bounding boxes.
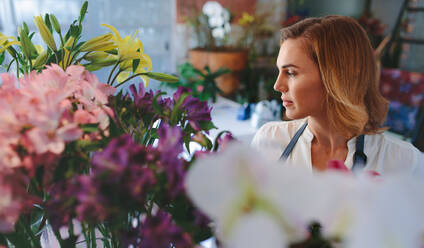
[280,15,388,137]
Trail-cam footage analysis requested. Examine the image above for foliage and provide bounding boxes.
[164,62,230,102]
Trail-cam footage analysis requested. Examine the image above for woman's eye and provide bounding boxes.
[286,71,296,77]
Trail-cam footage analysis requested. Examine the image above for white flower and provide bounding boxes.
[221,8,231,22]
[202,1,223,17]
[185,143,312,243]
[212,27,225,39]
[226,211,287,248]
[186,142,424,247]
[208,16,224,28]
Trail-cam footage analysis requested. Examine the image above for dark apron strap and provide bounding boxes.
[279,122,308,161]
[279,122,367,171]
[352,135,367,172]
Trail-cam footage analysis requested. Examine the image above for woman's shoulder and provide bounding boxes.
[365,132,424,173]
[255,119,307,138]
[251,119,306,148]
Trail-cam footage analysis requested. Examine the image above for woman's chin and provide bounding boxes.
[285,111,306,120]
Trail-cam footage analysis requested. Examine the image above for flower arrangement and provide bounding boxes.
[184,1,275,52]
[186,143,424,248]
[0,2,229,247]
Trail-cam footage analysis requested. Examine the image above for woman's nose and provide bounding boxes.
[274,74,288,93]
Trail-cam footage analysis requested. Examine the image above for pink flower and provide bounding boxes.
[26,123,82,154]
[326,160,350,173]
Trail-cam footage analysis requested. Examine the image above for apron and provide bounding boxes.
[279,122,367,172]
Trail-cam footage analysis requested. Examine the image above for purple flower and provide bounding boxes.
[157,123,183,156]
[129,83,155,114]
[74,176,109,224]
[91,134,157,206]
[156,124,187,199]
[173,87,212,131]
[46,176,109,228]
[122,210,193,248]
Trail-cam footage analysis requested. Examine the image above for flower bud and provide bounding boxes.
[49,14,61,34]
[18,27,33,59]
[33,50,48,68]
[34,15,57,51]
[80,33,116,52]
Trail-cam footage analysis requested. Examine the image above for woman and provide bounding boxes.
[252,15,423,174]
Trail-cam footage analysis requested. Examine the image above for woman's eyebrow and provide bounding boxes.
[281,64,299,69]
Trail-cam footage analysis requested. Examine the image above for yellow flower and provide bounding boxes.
[80,33,117,52]
[0,32,20,53]
[100,24,153,86]
[100,24,148,61]
[238,12,255,26]
[34,15,57,51]
[116,52,153,86]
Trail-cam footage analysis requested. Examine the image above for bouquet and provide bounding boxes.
[0,2,230,247]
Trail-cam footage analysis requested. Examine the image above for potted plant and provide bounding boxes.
[185,1,250,96]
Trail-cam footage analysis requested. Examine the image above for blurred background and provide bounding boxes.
[1,0,424,150]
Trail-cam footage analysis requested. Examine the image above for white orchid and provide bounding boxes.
[186,142,424,248]
[201,1,231,42]
[202,1,223,17]
[186,143,316,246]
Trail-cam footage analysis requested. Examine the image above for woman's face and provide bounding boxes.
[274,38,326,120]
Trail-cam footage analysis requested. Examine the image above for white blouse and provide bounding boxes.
[251,119,424,176]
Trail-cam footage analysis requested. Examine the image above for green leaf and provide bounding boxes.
[79,1,89,23]
[0,52,5,65]
[146,72,179,82]
[80,123,99,133]
[22,21,30,34]
[184,133,191,154]
[49,14,61,34]
[132,58,140,73]
[198,120,217,132]
[0,234,7,245]
[44,13,53,33]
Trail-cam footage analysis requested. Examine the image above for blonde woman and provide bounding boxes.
[252,15,424,174]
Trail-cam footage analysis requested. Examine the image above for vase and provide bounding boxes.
[189,48,248,95]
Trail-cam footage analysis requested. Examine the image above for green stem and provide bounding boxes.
[20,218,41,248]
[6,59,15,72]
[16,60,19,78]
[90,226,96,248]
[66,37,78,67]
[110,69,123,86]
[106,61,120,85]
[55,52,60,68]
[74,51,92,64]
[115,72,148,88]
[67,51,78,67]
[81,223,90,248]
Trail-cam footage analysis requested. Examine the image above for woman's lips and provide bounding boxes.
[282,99,293,107]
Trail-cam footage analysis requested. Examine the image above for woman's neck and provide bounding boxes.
[307,116,352,153]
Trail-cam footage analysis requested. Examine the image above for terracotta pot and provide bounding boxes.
[189,49,248,95]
